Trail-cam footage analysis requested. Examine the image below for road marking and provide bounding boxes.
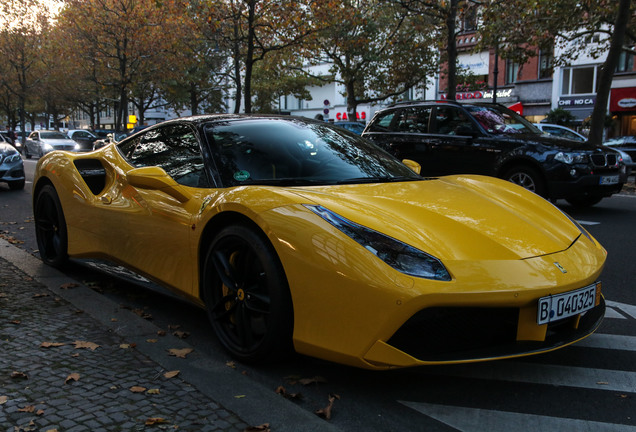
[577,333,636,351]
[576,220,600,226]
[606,300,636,320]
[399,401,636,432]
[426,362,636,393]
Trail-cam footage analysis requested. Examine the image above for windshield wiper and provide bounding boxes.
[336,176,419,185]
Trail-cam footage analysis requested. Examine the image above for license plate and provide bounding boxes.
[600,175,619,185]
[537,282,600,325]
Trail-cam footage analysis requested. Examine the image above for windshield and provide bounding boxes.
[40,132,68,140]
[465,105,539,135]
[205,118,421,187]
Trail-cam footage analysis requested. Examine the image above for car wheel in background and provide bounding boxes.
[34,185,69,267]
[8,179,25,190]
[202,224,294,363]
[566,195,603,208]
[503,166,546,197]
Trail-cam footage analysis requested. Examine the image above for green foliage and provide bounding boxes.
[545,107,576,126]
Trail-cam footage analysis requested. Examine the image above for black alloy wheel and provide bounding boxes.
[203,224,293,363]
[34,185,69,267]
[503,166,546,197]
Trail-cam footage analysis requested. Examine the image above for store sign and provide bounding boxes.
[440,89,513,100]
[558,97,596,107]
[610,87,636,112]
[336,112,366,121]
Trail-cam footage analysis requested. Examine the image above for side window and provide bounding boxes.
[434,106,477,135]
[125,125,210,188]
[395,107,431,133]
[368,111,396,132]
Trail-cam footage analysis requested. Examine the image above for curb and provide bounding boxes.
[0,238,342,432]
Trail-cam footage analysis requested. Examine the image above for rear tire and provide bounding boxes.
[202,224,293,363]
[34,185,68,267]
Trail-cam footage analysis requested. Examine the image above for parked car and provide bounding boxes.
[535,124,633,177]
[534,123,587,141]
[0,142,25,190]
[0,131,23,153]
[67,129,98,151]
[332,121,365,135]
[23,130,81,159]
[604,136,636,166]
[362,101,628,207]
[33,114,607,369]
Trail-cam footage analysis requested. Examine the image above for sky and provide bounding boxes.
[0,0,64,27]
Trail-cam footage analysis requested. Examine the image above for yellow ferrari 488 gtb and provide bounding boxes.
[33,115,606,369]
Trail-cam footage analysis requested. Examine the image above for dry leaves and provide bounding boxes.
[11,371,28,380]
[275,386,303,400]
[130,386,147,393]
[315,393,340,420]
[41,342,65,348]
[145,417,167,425]
[173,330,190,339]
[73,340,100,350]
[168,348,193,358]
[65,373,80,384]
[60,282,79,289]
[0,396,7,405]
[164,370,180,379]
[18,405,43,415]
[146,388,160,395]
[285,375,327,386]
[244,424,271,432]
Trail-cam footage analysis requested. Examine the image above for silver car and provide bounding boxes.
[23,130,80,159]
[0,142,25,190]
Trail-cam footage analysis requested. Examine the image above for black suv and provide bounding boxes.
[362,101,628,207]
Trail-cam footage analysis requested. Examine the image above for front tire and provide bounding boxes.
[34,185,69,267]
[503,166,546,197]
[202,224,293,363]
[566,195,603,208]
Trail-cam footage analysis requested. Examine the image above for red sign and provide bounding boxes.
[610,87,636,112]
[507,102,523,115]
[336,112,366,121]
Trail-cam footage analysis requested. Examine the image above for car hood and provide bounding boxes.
[286,175,583,261]
[41,138,78,147]
[493,133,606,152]
[0,143,18,155]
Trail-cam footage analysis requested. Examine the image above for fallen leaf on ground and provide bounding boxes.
[132,308,153,319]
[41,342,65,348]
[226,361,236,369]
[11,371,28,379]
[244,424,271,432]
[164,370,180,379]
[299,376,327,386]
[60,283,79,289]
[0,396,7,404]
[73,341,100,350]
[32,293,48,298]
[168,348,193,358]
[168,324,181,330]
[10,320,20,324]
[146,339,158,343]
[65,373,80,384]
[157,330,166,336]
[145,418,167,425]
[18,405,35,413]
[234,395,246,399]
[130,386,146,393]
[173,331,190,339]
[275,386,302,400]
[315,393,340,420]
[146,388,160,395]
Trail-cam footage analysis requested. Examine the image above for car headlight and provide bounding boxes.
[306,205,451,281]
[43,143,53,151]
[555,151,588,164]
[74,143,81,151]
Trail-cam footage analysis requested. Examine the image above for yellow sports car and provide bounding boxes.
[33,115,606,369]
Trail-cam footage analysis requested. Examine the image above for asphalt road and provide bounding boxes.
[2,158,635,432]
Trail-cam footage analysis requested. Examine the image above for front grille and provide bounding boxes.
[387,307,519,361]
[591,153,618,167]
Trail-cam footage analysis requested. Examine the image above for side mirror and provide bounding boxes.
[127,166,190,203]
[402,159,421,175]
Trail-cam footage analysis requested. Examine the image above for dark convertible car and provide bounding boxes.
[362,101,628,207]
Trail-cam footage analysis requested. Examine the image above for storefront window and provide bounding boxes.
[538,49,553,79]
[617,51,634,73]
[505,60,518,84]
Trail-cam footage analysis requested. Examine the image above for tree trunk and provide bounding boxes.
[346,80,358,121]
[444,0,459,101]
[243,0,256,114]
[587,0,631,145]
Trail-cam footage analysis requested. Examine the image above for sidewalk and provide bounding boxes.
[0,239,340,432]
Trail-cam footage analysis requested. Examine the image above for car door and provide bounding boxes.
[26,132,39,155]
[364,106,437,174]
[98,124,210,293]
[427,105,495,176]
